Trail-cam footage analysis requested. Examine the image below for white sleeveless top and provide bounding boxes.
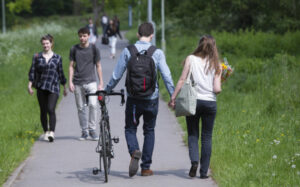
[189,55,216,101]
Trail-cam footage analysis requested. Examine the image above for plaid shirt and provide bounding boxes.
[28,52,67,95]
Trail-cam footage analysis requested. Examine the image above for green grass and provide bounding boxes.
[127,29,300,186]
[167,31,300,186]
[0,17,82,185]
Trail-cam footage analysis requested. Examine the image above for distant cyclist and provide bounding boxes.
[28,34,67,142]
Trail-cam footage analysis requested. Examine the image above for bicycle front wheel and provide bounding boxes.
[101,122,108,183]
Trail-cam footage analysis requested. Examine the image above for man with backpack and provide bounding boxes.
[69,27,104,141]
[105,22,174,177]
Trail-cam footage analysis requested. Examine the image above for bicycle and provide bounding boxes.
[86,89,125,183]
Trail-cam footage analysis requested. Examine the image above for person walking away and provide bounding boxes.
[86,17,98,44]
[28,34,67,142]
[69,27,104,141]
[113,15,122,39]
[101,13,109,36]
[106,19,120,59]
[169,35,222,179]
[105,22,175,177]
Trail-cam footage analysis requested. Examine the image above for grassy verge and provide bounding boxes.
[166,31,300,186]
[127,29,300,185]
[0,16,83,185]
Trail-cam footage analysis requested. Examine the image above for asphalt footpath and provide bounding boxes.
[5,33,217,187]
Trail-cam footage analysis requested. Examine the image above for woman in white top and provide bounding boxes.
[169,35,222,179]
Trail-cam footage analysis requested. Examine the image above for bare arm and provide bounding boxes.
[96,61,104,90]
[213,64,222,94]
[69,61,75,92]
[169,56,191,108]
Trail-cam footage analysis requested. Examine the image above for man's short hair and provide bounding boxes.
[78,27,90,35]
[138,22,154,37]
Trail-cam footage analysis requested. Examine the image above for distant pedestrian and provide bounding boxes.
[101,13,109,36]
[105,22,175,177]
[86,17,98,44]
[69,27,104,141]
[28,34,67,142]
[106,19,121,59]
[113,15,122,39]
[169,35,222,179]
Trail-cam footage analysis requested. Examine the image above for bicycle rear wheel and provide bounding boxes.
[105,124,112,173]
[101,122,108,182]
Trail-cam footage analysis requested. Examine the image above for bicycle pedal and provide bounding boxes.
[92,167,99,175]
[110,151,115,158]
[112,137,119,143]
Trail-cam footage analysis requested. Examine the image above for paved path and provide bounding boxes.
[7,35,217,187]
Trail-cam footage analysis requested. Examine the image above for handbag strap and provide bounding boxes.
[186,59,193,84]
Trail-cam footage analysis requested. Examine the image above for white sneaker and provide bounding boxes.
[48,131,55,142]
[43,131,49,141]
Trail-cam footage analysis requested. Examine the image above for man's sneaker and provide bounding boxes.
[43,131,49,141]
[79,132,88,141]
[189,164,198,177]
[129,150,142,177]
[141,169,153,176]
[48,131,55,142]
[89,131,99,141]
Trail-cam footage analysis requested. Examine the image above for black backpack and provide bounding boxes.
[125,45,157,97]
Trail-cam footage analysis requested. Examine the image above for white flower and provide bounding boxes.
[272,155,277,159]
[292,164,296,169]
[295,153,300,157]
[272,172,276,176]
[273,139,280,145]
[248,164,253,168]
[297,171,300,175]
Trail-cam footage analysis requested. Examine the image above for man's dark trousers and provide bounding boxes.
[125,97,159,170]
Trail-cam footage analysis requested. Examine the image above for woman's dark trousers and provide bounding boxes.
[37,89,58,132]
[186,100,217,176]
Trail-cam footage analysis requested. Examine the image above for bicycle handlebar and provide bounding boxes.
[85,89,125,106]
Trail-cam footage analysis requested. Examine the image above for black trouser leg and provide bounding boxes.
[37,89,48,132]
[47,92,58,132]
[37,90,59,132]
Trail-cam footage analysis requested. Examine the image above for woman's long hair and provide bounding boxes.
[110,20,117,33]
[192,35,220,74]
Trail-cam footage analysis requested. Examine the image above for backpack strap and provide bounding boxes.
[127,44,139,57]
[71,45,78,62]
[146,46,156,57]
[92,44,97,63]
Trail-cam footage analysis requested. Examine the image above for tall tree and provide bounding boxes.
[90,0,105,25]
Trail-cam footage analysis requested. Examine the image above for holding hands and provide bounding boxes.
[168,97,176,109]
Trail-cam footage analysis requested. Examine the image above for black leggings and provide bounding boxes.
[37,89,58,132]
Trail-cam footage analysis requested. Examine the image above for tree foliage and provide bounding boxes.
[7,0,32,14]
[1,0,299,33]
[164,0,300,33]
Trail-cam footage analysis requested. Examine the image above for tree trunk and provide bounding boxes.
[73,0,82,15]
[91,0,104,26]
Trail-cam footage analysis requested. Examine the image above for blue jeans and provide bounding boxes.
[125,97,159,170]
[186,100,217,176]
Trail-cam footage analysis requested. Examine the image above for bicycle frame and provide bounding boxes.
[86,89,125,182]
